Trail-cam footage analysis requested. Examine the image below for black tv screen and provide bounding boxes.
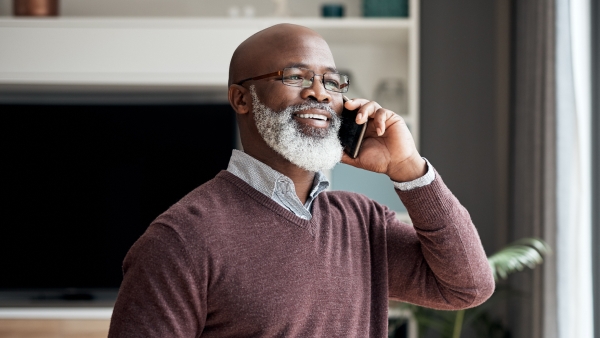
[0,104,236,300]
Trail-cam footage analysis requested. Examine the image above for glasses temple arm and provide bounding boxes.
[236,71,284,85]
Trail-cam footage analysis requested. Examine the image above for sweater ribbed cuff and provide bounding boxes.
[395,170,458,230]
[392,158,435,191]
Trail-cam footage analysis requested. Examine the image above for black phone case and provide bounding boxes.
[339,104,367,159]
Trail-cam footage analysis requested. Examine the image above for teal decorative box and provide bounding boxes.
[363,0,409,17]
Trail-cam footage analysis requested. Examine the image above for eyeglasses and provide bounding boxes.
[236,67,350,93]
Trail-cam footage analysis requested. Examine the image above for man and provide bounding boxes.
[108,24,494,337]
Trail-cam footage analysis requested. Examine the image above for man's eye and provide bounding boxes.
[287,75,303,80]
[324,80,340,88]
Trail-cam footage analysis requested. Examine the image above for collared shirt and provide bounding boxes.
[227,150,329,220]
[226,149,435,220]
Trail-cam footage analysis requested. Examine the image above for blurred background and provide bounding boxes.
[0,0,597,337]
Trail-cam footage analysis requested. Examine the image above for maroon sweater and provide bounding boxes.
[108,170,494,337]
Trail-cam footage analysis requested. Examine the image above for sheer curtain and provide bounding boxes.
[555,0,594,337]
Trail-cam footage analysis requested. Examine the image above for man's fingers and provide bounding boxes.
[344,98,401,135]
[374,108,389,136]
[367,108,399,137]
[343,98,369,111]
[340,151,358,165]
[356,101,381,124]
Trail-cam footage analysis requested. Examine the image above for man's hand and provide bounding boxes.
[340,98,427,182]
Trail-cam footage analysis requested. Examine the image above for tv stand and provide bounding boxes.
[0,289,117,308]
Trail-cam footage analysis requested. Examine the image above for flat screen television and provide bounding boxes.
[0,103,236,306]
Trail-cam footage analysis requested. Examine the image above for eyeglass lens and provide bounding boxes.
[282,67,349,93]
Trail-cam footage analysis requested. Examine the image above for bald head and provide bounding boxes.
[228,24,335,86]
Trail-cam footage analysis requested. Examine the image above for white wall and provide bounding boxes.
[0,0,362,18]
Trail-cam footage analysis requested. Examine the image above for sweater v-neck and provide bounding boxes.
[216,171,325,234]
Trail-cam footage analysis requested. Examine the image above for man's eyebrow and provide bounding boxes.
[287,63,338,73]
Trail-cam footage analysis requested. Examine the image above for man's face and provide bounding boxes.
[249,33,344,130]
[247,33,345,171]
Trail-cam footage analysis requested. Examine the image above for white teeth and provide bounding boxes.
[296,114,328,120]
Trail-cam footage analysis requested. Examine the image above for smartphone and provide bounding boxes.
[338,95,368,159]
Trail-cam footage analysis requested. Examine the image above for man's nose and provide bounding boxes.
[301,75,332,103]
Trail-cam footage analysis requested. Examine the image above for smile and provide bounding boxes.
[295,113,328,121]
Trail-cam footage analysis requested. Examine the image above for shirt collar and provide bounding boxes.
[226,149,330,202]
[309,171,330,201]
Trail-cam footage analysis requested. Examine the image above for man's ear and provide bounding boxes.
[228,84,251,115]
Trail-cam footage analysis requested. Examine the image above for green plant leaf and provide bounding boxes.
[487,238,551,282]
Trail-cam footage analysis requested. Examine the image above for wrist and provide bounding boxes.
[387,156,427,182]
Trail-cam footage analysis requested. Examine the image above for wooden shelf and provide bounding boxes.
[0,319,110,338]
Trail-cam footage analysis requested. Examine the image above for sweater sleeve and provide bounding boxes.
[385,171,495,310]
[108,223,206,337]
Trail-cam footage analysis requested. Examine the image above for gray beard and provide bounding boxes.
[249,85,343,172]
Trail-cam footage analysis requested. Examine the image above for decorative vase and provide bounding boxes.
[322,4,345,18]
[13,0,59,17]
[363,0,408,17]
